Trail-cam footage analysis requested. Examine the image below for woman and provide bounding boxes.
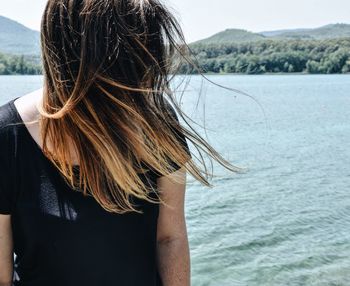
[0,0,239,285]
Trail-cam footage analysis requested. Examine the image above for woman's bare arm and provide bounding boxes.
[156,167,191,286]
[0,215,13,286]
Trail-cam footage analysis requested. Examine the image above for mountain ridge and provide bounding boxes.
[191,23,350,45]
[1,14,350,55]
[0,15,40,55]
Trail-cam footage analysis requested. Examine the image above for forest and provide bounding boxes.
[180,38,350,74]
[0,53,41,75]
[1,38,350,75]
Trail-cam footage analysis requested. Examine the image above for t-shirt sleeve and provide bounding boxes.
[0,161,13,214]
[0,125,15,215]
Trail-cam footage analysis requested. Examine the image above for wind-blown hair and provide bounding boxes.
[37,0,242,214]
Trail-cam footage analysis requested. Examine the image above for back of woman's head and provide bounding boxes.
[38,0,240,213]
[41,0,180,101]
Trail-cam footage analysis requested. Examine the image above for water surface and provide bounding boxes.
[1,74,349,285]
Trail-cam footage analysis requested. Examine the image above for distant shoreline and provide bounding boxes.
[1,72,350,76]
[201,72,350,76]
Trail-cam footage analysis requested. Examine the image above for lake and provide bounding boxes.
[1,74,349,285]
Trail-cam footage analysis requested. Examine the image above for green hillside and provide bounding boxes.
[184,23,350,75]
[183,38,350,75]
[193,29,266,45]
[0,15,40,55]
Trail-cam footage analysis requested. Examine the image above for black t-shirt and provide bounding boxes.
[0,96,190,286]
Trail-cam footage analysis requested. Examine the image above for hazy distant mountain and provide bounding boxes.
[0,15,40,55]
[1,14,349,54]
[192,23,350,45]
[262,24,350,40]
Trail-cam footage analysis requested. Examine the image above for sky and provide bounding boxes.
[0,0,350,43]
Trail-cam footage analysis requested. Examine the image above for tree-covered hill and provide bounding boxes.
[193,29,266,45]
[182,38,350,74]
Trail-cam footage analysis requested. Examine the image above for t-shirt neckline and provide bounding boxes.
[8,96,80,169]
